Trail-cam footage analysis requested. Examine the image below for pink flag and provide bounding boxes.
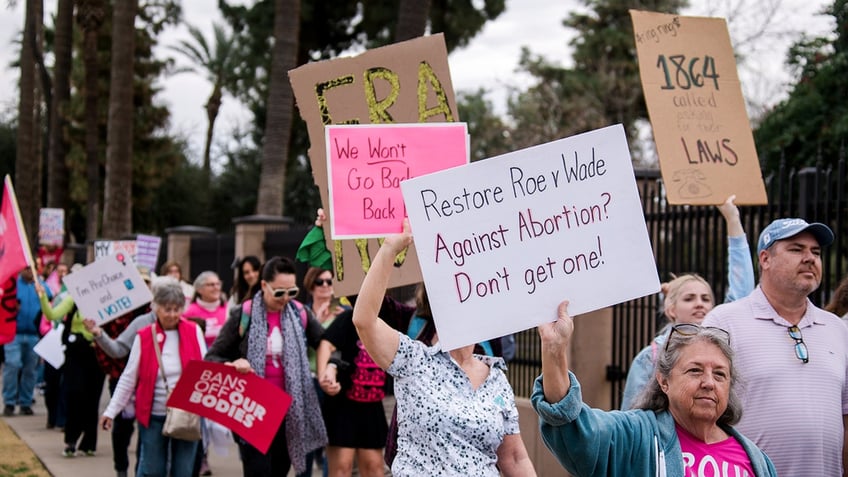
[0,176,31,285]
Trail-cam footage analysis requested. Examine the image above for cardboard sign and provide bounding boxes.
[62,254,153,325]
[38,208,64,246]
[401,124,660,350]
[326,123,469,239]
[289,34,459,296]
[94,240,137,262]
[630,10,767,205]
[135,234,162,271]
[166,360,291,454]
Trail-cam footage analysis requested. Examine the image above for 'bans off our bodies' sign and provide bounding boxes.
[401,124,660,351]
[167,361,291,454]
[326,123,468,239]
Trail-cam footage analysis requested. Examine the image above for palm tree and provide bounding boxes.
[15,0,42,246]
[255,0,300,216]
[171,22,238,177]
[395,0,431,42]
[46,0,74,211]
[76,0,106,240]
[101,0,136,239]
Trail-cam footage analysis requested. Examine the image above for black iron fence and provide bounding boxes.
[505,160,847,401]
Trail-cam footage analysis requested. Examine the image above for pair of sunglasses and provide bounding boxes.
[664,323,730,351]
[787,326,809,363]
[314,278,333,287]
[266,284,299,299]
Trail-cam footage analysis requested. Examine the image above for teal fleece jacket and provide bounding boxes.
[531,372,777,477]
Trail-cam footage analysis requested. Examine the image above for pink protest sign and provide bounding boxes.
[326,123,468,239]
[167,360,291,454]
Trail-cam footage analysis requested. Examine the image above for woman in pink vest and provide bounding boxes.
[100,279,207,477]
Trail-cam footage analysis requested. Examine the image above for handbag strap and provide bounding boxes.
[150,323,171,394]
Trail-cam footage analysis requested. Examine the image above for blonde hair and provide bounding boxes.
[663,274,714,320]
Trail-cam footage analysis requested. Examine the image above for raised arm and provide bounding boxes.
[538,300,574,403]
[717,195,754,302]
[352,220,412,370]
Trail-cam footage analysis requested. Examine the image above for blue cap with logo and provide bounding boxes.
[757,218,834,254]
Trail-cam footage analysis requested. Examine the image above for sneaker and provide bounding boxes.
[83,450,95,457]
[20,406,33,416]
[62,446,76,458]
[3,405,13,416]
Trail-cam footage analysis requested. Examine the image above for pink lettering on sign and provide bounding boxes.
[326,123,468,238]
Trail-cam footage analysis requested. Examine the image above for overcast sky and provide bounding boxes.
[0,0,834,164]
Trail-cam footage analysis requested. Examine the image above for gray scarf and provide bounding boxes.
[245,293,327,473]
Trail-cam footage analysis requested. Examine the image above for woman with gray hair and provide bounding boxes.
[99,279,206,477]
[532,301,777,477]
[183,271,228,348]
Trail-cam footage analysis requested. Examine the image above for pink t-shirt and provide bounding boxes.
[182,302,228,347]
[264,311,285,390]
[676,424,754,477]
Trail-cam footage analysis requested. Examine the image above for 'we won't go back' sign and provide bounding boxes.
[401,124,661,351]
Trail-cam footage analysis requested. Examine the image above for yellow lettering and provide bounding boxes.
[315,75,358,125]
[363,67,400,123]
[417,61,454,122]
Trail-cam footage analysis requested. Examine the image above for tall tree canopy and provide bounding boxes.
[754,0,848,172]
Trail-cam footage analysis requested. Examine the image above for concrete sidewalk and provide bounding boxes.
[1,382,321,477]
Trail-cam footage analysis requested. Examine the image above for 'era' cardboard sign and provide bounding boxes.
[62,254,153,325]
[401,124,660,351]
[166,360,291,454]
[326,123,469,239]
[630,10,767,205]
[289,34,459,296]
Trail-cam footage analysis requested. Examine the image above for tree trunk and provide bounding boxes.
[101,0,136,239]
[255,0,300,216]
[203,82,222,177]
[15,0,41,249]
[395,0,431,42]
[77,0,105,242]
[47,0,73,211]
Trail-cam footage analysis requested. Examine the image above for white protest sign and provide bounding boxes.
[401,124,660,351]
[63,254,153,325]
[34,324,65,368]
[135,234,162,271]
[93,240,137,262]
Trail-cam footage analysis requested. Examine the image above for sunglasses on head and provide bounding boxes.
[314,278,333,287]
[665,323,730,351]
[266,284,299,299]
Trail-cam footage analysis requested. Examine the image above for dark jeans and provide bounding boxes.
[108,377,135,472]
[237,426,290,477]
[138,415,198,477]
[63,336,105,452]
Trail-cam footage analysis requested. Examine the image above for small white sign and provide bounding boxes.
[400,124,660,350]
[63,254,153,325]
[34,324,65,369]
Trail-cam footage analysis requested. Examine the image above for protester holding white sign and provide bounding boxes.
[352,220,536,477]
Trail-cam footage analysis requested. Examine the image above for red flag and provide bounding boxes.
[0,276,18,345]
[0,176,31,285]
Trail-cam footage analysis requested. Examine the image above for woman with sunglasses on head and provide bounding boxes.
[205,256,327,477]
[352,220,535,476]
[534,302,776,476]
[620,196,755,410]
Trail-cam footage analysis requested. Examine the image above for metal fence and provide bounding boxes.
[504,159,847,402]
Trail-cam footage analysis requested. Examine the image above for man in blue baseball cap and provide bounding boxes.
[704,217,846,476]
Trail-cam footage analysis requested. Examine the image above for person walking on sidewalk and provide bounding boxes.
[3,267,50,417]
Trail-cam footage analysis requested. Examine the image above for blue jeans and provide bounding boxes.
[137,415,198,477]
[2,333,40,407]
